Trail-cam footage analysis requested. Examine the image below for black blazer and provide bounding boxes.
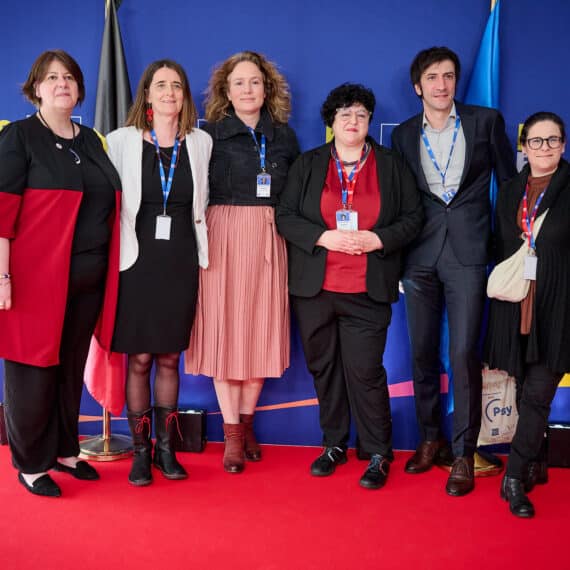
[391,102,516,266]
[276,139,423,303]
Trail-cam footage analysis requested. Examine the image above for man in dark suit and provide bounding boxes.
[391,46,515,496]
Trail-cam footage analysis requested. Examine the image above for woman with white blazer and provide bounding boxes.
[106,60,212,486]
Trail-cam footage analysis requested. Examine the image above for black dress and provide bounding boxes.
[113,140,198,354]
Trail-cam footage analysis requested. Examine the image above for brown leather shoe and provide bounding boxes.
[446,457,475,496]
[223,423,245,473]
[405,440,451,474]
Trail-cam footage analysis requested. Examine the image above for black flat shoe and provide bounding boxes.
[359,454,390,490]
[54,460,100,481]
[310,446,347,477]
[18,473,61,497]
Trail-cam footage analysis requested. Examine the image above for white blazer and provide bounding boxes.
[106,126,212,271]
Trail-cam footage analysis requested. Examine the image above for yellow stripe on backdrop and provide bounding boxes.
[560,374,570,387]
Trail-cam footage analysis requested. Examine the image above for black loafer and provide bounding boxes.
[18,472,61,497]
[54,460,100,481]
[359,454,390,490]
[310,446,347,477]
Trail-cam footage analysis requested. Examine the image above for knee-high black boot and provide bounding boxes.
[153,407,188,480]
[127,409,153,486]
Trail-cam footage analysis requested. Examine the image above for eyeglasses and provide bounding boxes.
[525,136,564,150]
[336,108,371,123]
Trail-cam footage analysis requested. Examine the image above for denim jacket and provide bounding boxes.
[203,107,299,207]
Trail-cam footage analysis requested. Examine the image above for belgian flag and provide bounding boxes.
[94,0,132,135]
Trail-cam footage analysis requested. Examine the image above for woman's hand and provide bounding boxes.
[316,230,381,255]
[0,279,11,310]
[351,230,383,254]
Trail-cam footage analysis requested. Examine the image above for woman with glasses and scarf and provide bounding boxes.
[485,111,570,518]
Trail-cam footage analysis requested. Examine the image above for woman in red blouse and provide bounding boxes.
[277,83,423,490]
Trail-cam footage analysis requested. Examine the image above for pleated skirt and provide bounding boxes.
[185,205,290,380]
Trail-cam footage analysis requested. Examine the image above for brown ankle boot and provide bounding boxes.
[223,422,245,473]
[240,413,262,461]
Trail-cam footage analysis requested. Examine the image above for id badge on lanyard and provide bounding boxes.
[523,251,537,280]
[421,115,461,204]
[331,144,367,231]
[257,173,271,198]
[248,128,271,198]
[151,130,180,241]
[336,208,358,231]
[521,184,547,281]
[155,215,172,240]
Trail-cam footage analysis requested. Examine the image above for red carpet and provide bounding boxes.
[0,444,567,569]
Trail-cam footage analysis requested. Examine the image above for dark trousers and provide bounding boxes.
[402,239,487,457]
[292,291,393,458]
[507,362,561,479]
[3,252,106,473]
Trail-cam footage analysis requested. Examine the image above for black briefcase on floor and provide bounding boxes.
[0,403,8,445]
[173,408,207,452]
[547,424,570,467]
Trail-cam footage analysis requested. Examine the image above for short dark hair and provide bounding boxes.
[126,59,198,134]
[520,111,566,145]
[320,83,375,128]
[410,46,461,87]
[22,50,85,106]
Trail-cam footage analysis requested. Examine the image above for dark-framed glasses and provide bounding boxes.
[526,136,563,150]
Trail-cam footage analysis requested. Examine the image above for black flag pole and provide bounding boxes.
[80,0,132,461]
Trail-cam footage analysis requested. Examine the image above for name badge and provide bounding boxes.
[155,214,172,240]
[256,173,271,198]
[336,209,358,231]
[523,253,537,280]
[442,188,457,204]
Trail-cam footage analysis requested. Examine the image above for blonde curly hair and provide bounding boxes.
[204,51,291,124]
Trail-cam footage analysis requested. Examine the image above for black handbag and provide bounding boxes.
[173,408,207,452]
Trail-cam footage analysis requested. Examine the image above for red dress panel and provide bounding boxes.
[0,117,121,367]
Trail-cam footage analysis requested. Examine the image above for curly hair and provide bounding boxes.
[126,59,197,134]
[22,50,85,107]
[320,83,376,128]
[204,51,291,124]
[520,111,566,145]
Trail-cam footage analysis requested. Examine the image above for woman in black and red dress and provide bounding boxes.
[0,50,121,497]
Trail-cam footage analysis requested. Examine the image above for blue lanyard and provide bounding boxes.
[522,183,547,251]
[330,144,368,208]
[150,129,180,213]
[420,115,461,186]
[247,128,266,172]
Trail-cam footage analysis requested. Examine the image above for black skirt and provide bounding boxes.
[112,140,199,354]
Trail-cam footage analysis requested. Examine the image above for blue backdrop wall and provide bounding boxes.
[1,0,569,449]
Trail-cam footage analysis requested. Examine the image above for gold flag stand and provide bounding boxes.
[80,409,132,461]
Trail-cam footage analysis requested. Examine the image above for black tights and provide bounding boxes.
[126,353,180,413]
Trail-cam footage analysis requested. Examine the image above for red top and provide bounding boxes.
[320,151,381,293]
